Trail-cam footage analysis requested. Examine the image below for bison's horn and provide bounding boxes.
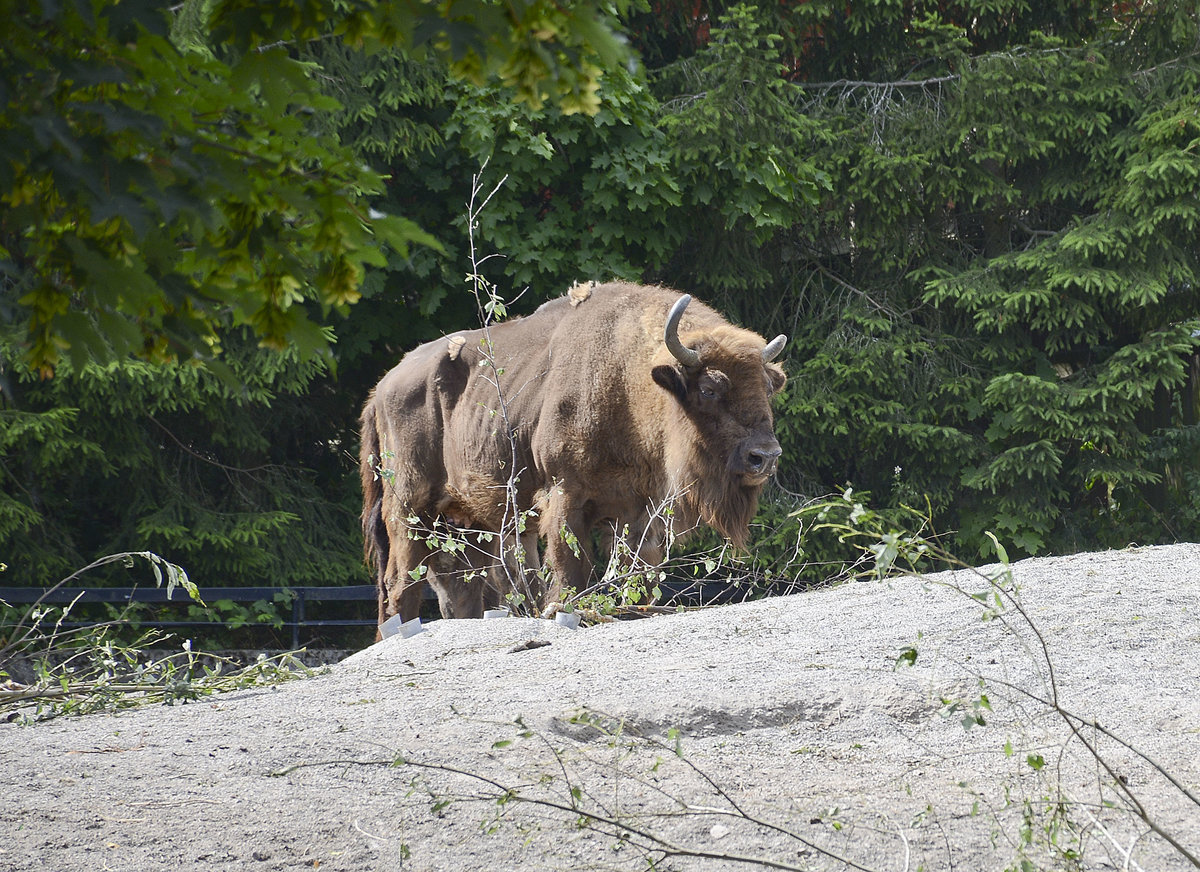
[762,334,787,362]
[665,295,701,368]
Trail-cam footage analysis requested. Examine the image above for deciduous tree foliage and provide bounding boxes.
[1,0,627,374]
[3,1,412,376]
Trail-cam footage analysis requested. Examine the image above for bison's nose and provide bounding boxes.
[744,442,782,477]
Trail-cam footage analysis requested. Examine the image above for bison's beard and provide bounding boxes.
[674,463,763,549]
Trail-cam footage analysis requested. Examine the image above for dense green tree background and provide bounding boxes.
[3,0,1199,607]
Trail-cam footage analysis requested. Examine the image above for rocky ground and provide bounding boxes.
[3,544,1198,871]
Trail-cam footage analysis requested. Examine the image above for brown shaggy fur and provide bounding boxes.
[358,399,390,625]
[359,282,786,626]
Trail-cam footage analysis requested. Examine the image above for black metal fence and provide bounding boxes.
[1,585,379,649]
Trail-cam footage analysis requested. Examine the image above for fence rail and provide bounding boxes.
[1,585,382,649]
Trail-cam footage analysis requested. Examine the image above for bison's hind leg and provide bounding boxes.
[380,516,435,623]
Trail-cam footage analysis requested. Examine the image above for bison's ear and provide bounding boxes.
[652,364,688,403]
[766,363,786,395]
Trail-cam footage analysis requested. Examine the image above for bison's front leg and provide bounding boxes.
[608,511,667,573]
[507,527,545,609]
[540,485,594,608]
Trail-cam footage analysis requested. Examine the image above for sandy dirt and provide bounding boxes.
[2,544,1198,871]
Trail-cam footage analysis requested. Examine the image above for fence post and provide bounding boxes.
[292,590,304,650]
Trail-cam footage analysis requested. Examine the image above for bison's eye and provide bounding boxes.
[697,371,729,402]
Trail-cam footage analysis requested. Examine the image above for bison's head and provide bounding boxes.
[650,294,787,544]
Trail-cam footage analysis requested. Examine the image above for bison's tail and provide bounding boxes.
[359,395,390,623]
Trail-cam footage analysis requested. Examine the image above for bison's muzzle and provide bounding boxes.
[735,434,783,484]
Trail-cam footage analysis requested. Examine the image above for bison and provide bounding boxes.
[359,281,786,628]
